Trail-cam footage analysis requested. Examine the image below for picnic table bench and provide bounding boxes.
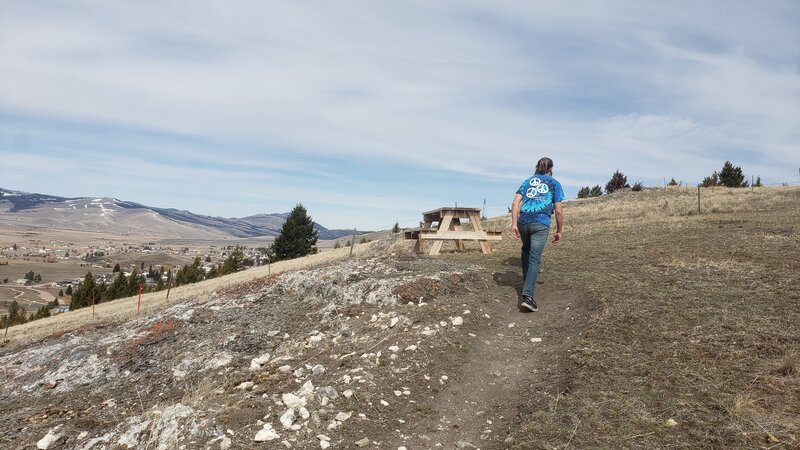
[404,207,502,255]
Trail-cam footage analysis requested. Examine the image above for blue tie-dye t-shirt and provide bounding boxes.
[516,173,565,227]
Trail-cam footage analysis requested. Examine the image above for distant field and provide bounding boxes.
[0,258,111,284]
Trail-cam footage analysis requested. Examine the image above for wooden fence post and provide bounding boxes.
[349,228,357,257]
[697,186,701,215]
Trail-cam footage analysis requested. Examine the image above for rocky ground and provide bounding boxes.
[0,237,596,449]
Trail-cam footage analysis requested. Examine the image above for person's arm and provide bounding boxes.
[552,202,563,243]
[511,193,523,240]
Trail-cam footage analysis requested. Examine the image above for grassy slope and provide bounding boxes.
[514,186,799,448]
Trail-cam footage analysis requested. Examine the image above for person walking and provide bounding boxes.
[511,157,564,312]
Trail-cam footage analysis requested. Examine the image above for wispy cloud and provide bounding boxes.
[1,1,798,228]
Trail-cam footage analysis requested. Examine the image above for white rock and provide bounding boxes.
[355,438,370,447]
[380,400,389,406]
[665,418,678,427]
[237,381,255,390]
[320,440,331,449]
[308,335,324,346]
[335,411,352,422]
[388,345,400,353]
[250,354,271,370]
[298,407,310,420]
[389,317,399,328]
[508,323,515,328]
[317,386,339,401]
[451,317,464,326]
[327,419,339,430]
[463,310,471,315]
[405,345,417,351]
[440,321,448,327]
[267,330,280,337]
[530,338,542,343]
[36,426,63,449]
[317,434,331,441]
[280,409,297,429]
[298,380,315,399]
[312,364,326,376]
[282,393,306,410]
[394,390,402,396]
[220,436,232,449]
[421,330,437,336]
[254,423,280,442]
[343,389,354,398]
[278,365,292,373]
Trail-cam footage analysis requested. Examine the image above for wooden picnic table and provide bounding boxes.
[404,207,502,255]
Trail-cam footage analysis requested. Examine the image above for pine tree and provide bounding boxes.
[701,171,719,187]
[272,204,319,261]
[605,169,630,194]
[589,185,603,197]
[392,221,401,233]
[577,186,590,199]
[220,246,245,275]
[113,263,121,273]
[718,161,747,188]
[754,176,762,187]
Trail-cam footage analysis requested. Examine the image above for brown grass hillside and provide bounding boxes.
[1,186,797,449]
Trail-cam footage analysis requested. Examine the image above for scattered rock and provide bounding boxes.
[312,364,326,376]
[451,317,464,326]
[267,330,280,337]
[335,411,352,422]
[237,381,255,390]
[455,440,478,449]
[282,393,306,410]
[254,423,280,442]
[36,426,64,449]
[317,386,338,402]
[388,345,400,352]
[389,317,399,328]
[280,409,297,429]
[665,418,678,427]
[250,354,271,370]
[530,338,542,343]
[355,437,371,447]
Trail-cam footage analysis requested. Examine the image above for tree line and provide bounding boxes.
[577,161,760,199]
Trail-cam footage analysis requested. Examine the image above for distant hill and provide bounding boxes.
[0,187,365,240]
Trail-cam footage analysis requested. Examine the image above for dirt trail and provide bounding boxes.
[387,269,598,449]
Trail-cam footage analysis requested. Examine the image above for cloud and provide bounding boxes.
[1,1,798,227]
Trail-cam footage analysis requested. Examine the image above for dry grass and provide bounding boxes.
[510,186,800,448]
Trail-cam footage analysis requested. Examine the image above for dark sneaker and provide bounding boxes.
[521,295,538,312]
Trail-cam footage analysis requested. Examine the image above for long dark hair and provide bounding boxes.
[535,157,553,174]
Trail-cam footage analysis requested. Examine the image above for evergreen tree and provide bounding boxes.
[718,161,747,187]
[25,270,35,282]
[392,221,401,233]
[577,186,590,199]
[605,169,630,194]
[334,241,341,249]
[272,204,319,261]
[754,176,762,187]
[668,178,679,186]
[31,305,50,321]
[220,246,245,275]
[58,289,64,297]
[71,272,98,310]
[34,273,42,283]
[65,285,73,296]
[589,185,603,197]
[701,171,719,187]
[175,258,205,286]
[113,263,121,273]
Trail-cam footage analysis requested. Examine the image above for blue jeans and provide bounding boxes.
[519,222,549,298]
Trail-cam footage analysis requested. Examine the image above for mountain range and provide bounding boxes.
[0,187,362,241]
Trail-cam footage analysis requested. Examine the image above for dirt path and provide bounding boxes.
[387,268,598,449]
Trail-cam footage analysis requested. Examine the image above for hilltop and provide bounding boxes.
[1,186,798,449]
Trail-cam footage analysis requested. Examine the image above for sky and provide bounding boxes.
[1,1,798,230]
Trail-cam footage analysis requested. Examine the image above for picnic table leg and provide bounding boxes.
[451,218,466,251]
[429,212,454,256]
[468,211,492,255]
